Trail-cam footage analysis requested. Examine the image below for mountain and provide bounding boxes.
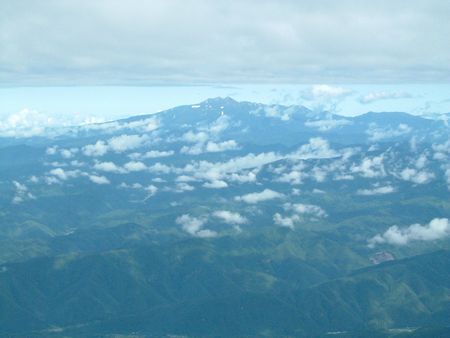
[1,97,450,336]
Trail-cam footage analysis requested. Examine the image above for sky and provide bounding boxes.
[0,1,449,125]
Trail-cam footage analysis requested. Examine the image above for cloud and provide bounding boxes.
[285,203,327,218]
[290,137,339,160]
[82,117,160,134]
[82,134,148,157]
[305,118,353,131]
[82,141,109,157]
[301,85,352,100]
[0,109,80,137]
[123,161,147,172]
[2,1,450,85]
[368,218,450,247]
[174,182,195,192]
[273,202,326,229]
[359,91,412,104]
[273,213,299,229]
[205,140,239,152]
[213,210,248,225]
[235,189,283,204]
[357,185,396,196]
[12,181,35,204]
[93,161,126,173]
[203,180,228,189]
[48,168,81,181]
[119,182,158,198]
[107,134,148,153]
[129,150,174,159]
[351,155,386,178]
[250,105,295,121]
[88,174,110,185]
[176,214,217,238]
[398,168,434,184]
[366,123,412,141]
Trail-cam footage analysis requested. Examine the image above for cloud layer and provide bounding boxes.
[2,1,449,85]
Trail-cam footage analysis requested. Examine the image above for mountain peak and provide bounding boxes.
[203,96,238,106]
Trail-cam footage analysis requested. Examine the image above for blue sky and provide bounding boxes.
[0,85,449,125]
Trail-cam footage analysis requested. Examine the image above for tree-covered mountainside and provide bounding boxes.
[1,98,450,337]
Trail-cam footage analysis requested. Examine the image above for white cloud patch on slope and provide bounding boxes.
[235,189,283,204]
[368,218,450,247]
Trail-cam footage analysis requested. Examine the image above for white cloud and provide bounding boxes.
[144,184,158,197]
[0,109,73,137]
[203,180,228,189]
[368,218,450,247]
[182,131,209,143]
[301,85,352,100]
[148,162,171,174]
[213,210,248,225]
[433,140,450,161]
[107,134,148,153]
[305,118,352,131]
[289,137,339,160]
[274,202,327,229]
[48,168,81,181]
[176,214,217,238]
[129,150,174,159]
[82,134,148,157]
[273,213,298,229]
[123,161,147,172]
[366,123,412,141]
[93,161,125,173]
[285,203,327,218]
[235,189,283,204]
[181,139,239,155]
[12,181,35,204]
[351,155,386,178]
[88,174,110,185]
[359,91,412,104]
[250,105,294,121]
[82,140,109,157]
[80,117,160,134]
[174,182,195,192]
[357,185,396,196]
[205,140,239,152]
[398,168,434,184]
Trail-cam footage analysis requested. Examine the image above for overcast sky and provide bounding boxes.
[0,1,449,128]
[1,0,450,85]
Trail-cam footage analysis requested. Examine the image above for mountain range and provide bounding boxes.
[1,97,450,337]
